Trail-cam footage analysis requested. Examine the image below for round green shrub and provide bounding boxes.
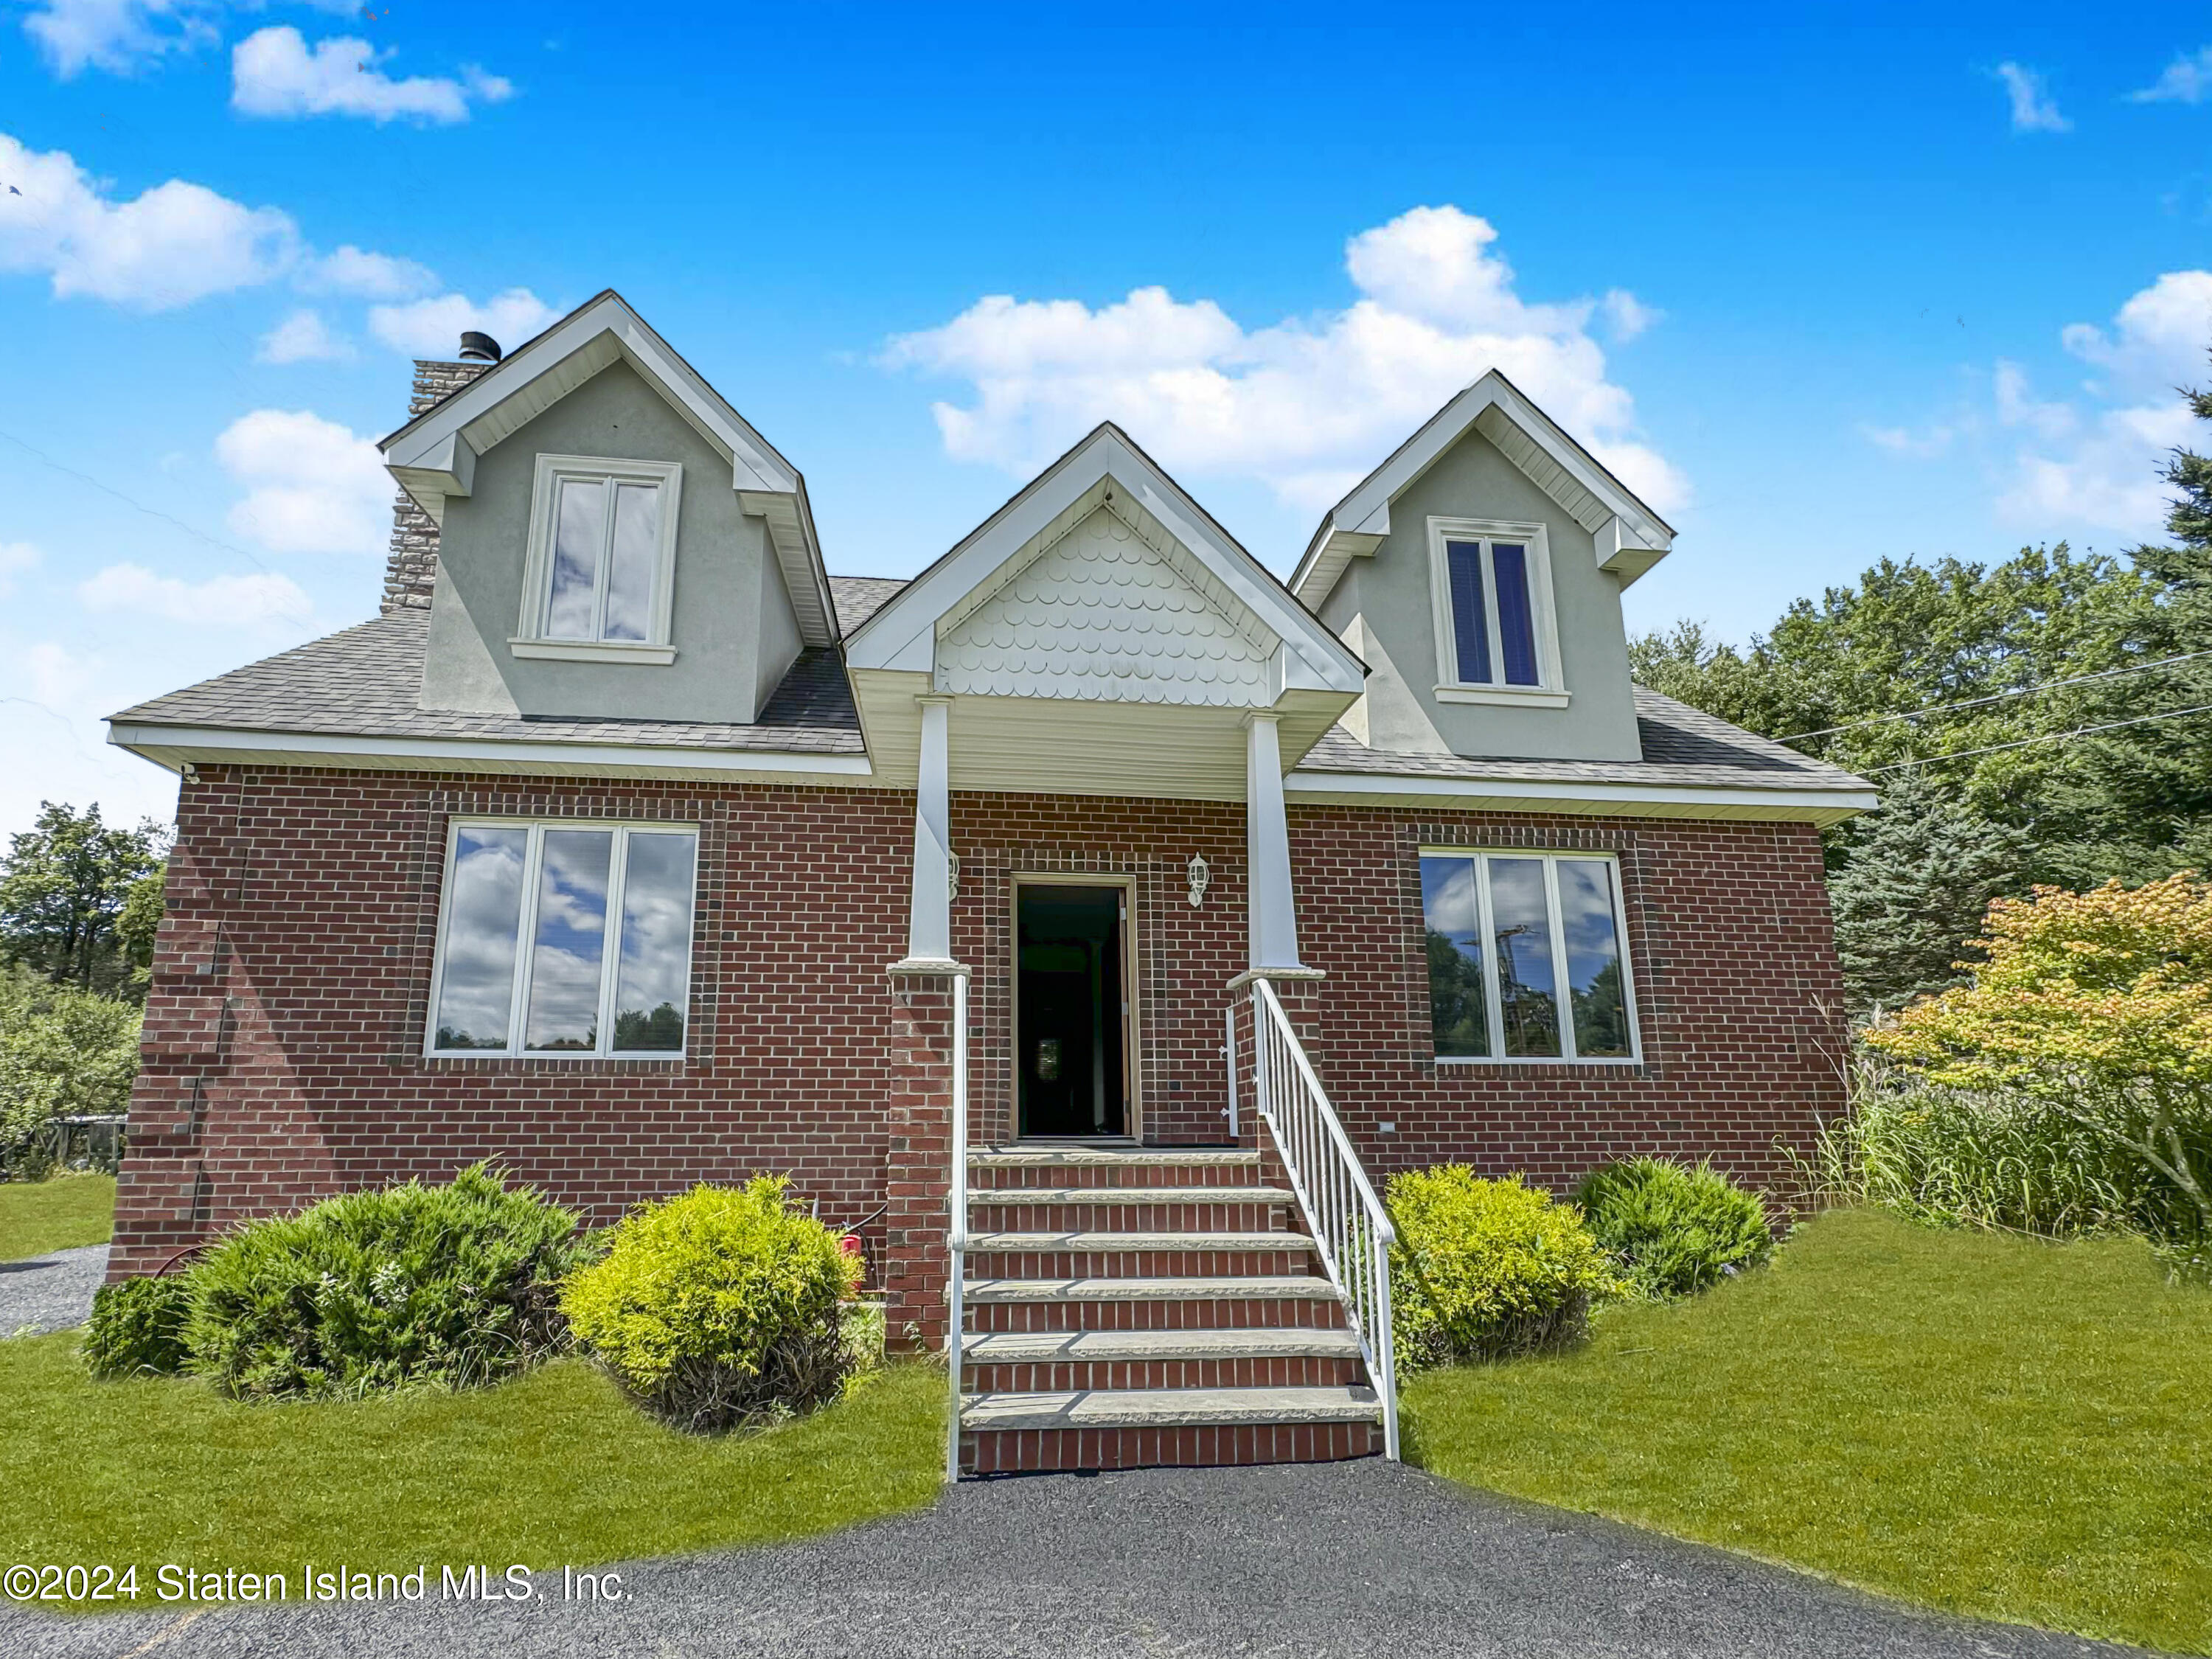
[561,1177,863,1432]
[1574,1155,1773,1299]
[1385,1166,1617,1371]
[83,1275,193,1379]
[188,1162,586,1400]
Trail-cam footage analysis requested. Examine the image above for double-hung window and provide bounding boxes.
[513,454,682,664]
[428,821,698,1059]
[1427,517,1565,705]
[1420,849,1638,1062]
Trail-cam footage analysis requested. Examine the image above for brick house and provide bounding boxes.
[105,292,1871,1474]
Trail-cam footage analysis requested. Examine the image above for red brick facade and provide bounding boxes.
[114,766,1848,1338]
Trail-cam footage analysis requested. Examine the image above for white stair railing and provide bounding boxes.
[1247,975,1399,1461]
[944,969,970,1484]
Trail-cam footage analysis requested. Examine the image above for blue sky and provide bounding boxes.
[4,0,2212,838]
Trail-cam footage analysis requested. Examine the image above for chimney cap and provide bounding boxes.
[458,331,503,364]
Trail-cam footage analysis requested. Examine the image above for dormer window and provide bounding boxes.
[1427,516,1566,706]
[512,454,683,664]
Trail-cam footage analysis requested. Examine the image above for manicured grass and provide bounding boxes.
[0,1338,944,1598]
[0,1174,115,1262]
[1404,1207,2212,1655]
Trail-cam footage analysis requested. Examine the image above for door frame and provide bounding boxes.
[1008,872,1140,1141]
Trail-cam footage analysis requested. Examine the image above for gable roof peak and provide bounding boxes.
[846,417,1364,697]
[1292,369,1676,609]
[376,288,838,647]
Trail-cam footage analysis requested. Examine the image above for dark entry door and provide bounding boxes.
[1016,884,1128,1137]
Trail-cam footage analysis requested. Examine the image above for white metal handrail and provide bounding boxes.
[945,969,970,1483]
[1247,975,1399,1461]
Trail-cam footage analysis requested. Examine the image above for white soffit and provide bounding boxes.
[1291,369,1676,608]
[846,423,1366,699]
[378,290,838,648]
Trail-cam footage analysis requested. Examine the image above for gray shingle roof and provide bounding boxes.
[830,574,907,636]
[1294,688,1871,795]
[108,610,864,756]
[109,588,1865,800]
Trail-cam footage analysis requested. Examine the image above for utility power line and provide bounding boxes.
[1778,649,2212,743]
[1865,700,2212,773]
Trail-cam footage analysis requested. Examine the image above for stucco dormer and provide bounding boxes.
[377,291,833,726]
[1293,374,1673,765]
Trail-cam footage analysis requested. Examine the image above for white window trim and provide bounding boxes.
[515,453,683,661]
[1426,515,1567,706]
[1419,845,1641,1065]
[424,817,700,1062]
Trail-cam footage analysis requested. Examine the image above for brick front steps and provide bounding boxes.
[956,1146,1382,1475]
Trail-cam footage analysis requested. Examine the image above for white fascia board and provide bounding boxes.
[847,425,1365,695]
[1285,766,1877,824]
[107,723,874,782]
[1291,371,1674,605]
[382,295,794,495]
[1593,515,1668,588]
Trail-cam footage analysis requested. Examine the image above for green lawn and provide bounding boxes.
[1405,1206,2212,1655]
[0,1338,944,1596]
[0,1174,115,1261]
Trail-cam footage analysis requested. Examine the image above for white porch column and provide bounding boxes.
[899,695,956,968]
[1244,711,1307,973]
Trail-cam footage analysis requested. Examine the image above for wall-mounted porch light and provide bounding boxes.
[1186,853,1210,908]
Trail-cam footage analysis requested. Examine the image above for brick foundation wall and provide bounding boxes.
[113,768,1847,1306]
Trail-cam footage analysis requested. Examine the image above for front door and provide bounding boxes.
[1015,883,1130,1137]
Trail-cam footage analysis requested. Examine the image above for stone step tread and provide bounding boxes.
[969,1147,1259,1168]
[961,1385,1382,1431]
[970,1185,1291,1206]
[967,1231,1313,1254]
[964,1275,1341,1304]
[962,1327,1363,1362]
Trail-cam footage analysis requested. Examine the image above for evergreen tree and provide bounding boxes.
[1825,771,2025,1011]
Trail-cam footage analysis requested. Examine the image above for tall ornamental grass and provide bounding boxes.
[1809,1059,2208,1245]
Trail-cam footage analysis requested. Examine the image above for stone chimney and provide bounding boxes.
[380,354,499,615]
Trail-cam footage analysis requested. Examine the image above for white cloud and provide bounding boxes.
[1992,274,2212,535]
[2057,270,2212,398]
[1992,360,2076,442]
[231,27,515,125]
[300,243,436,300]
[79,562,313,627]
[256,307,354,364]
[1995,62,2071,133]
[1600,289,1661,343]
[883,204,1684,518]
[0,131,297,309]
[22,0,216,79]
[26,641,94,707]
[368,288,560,356]
[2129,46,2212,105]
[0,541,41,597]
[0,129,434,319]
[1860,422,1955,459]
[215,408,392,555]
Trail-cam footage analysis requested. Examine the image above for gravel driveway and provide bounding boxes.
[0,1458,2156,1658]
[0,1244,105,1338]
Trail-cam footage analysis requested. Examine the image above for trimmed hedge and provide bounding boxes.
[561,1178,863,1432]
[186,1163,587,1399]
[1387,1167,1616,1371]
[1575,1157,1773,1299]
[82,1276,192,1379]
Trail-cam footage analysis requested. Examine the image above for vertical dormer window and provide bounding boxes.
[512,454,683,664]
[1427,516,1566,706]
